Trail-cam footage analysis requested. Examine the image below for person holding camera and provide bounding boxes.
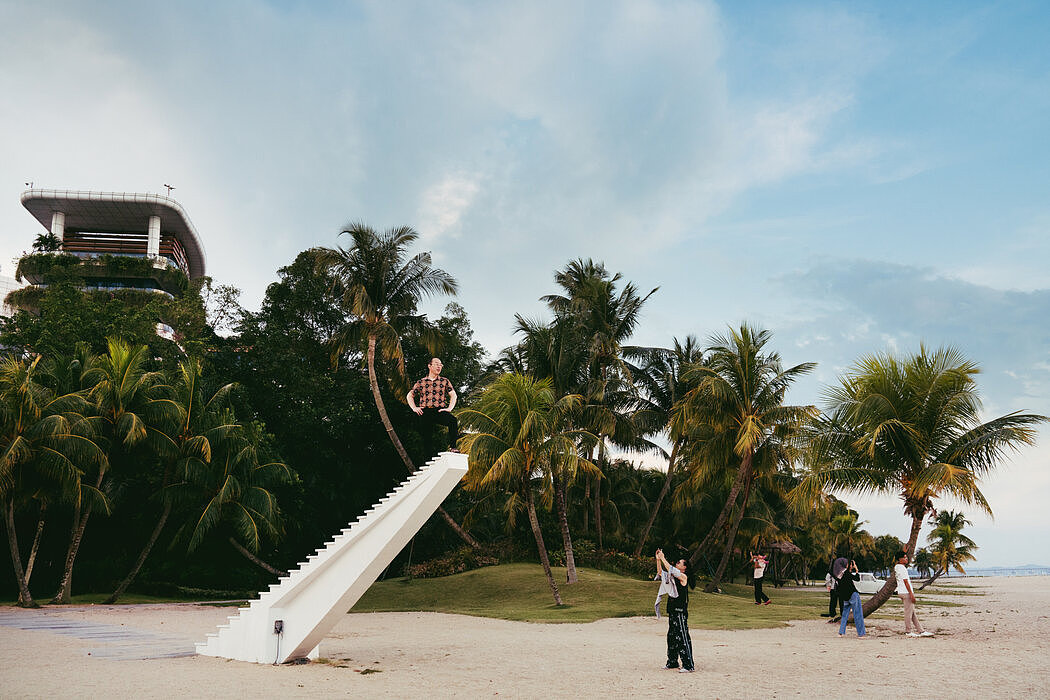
[750,552,771,605]
[835,558,866,638]
[656,548,695,672]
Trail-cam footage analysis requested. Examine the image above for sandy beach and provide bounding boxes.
[1,576,1047,698]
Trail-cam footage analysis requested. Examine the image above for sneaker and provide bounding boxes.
[838,633,845,637]
[919,631,934,637]
[763,600,771,605]
[678,668,694,673]
[754,602,762,605]
[663,664,679,670]
[906,632,920,638]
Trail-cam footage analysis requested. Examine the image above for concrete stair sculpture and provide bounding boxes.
[195,451,468,664]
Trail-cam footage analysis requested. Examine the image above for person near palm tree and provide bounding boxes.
[836,558,866,638]
[656,548,695,673]
[895,550,933,637]
[750,553,771,605]
[407,357,459,457]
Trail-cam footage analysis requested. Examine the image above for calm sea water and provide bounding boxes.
[945,566,1050,577]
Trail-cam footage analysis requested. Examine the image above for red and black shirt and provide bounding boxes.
[412,376,453,409]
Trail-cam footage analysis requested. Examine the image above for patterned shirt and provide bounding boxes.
[412,376,453,409]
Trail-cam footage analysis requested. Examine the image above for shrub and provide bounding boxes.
[406,546,499,578]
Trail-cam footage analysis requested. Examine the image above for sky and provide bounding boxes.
[1,0,1048,567]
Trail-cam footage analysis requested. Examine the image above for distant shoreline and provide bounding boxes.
[944,568,1050,578]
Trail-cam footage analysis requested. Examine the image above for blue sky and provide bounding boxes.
[1,0,1047,567]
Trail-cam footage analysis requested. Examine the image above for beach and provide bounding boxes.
[1,575,1047,698]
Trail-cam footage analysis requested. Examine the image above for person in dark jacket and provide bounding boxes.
[835,558,866,637]
[656,548,695,672]
[822,557,844,618]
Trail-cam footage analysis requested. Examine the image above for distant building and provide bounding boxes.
[13,189,209,340]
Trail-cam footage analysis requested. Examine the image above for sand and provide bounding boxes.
[1,575,1047,698]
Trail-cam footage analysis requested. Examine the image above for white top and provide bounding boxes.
[754,559,767,579]
[894,563,911,595]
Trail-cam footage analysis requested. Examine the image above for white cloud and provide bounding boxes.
[416,173,481,245]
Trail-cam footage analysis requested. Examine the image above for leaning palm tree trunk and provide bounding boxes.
[918,568,946,590]
[53,499,95,604]
[23,501,46,584]
[633,442,679,557]
[526,488,563,606]
[366,335,479,549]
[229,537,288,577]
[862,514,925,616]
[4,500,37,608]
[705,467,754,593]
[552,473,578,583]
[689,457,750,569]
[104,501,172,604]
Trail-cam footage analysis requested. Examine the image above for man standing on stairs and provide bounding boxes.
[407,357,460,457]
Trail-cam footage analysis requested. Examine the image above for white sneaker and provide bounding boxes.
[678,668,694,673]
[906,632,920,637]
[919,631,934,637]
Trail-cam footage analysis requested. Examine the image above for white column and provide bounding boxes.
[147,215,161,258]
[50,211,65,242]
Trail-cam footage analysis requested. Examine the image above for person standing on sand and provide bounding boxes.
[836,558,866,638]
[895,550,934,638]
[407,357,460,457]
[656,549,695,673]
[822,558,843,618]
[750,553,771,605]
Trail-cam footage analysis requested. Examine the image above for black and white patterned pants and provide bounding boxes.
[665,609,694,670]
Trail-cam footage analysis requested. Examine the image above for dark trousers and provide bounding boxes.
[665,609,694,670]
[753,577,769,603]
[421,408,459,456]
[828,588,843,616]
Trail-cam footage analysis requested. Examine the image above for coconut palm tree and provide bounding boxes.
[104,359,237,603]
[0,356,103,606]
[919,510,977,589]
[625,337,703,557]
[315,225,477,547]
[176,416,295,574]
[676,324,817,592]
[458,373,597,605]
[828,511,868,558]
[796,345,1045,615]
[51,337,164,603]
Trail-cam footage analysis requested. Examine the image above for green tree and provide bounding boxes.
[797,345,1045,615]
[104,359,237,603]
[316,225,476,548]
[919,509,977,589]
[0,356,104,606]
[626,337,703,557]
[677,324,817,592]
[459,373,597,605]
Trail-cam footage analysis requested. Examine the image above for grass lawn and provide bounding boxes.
[352,563,841,629]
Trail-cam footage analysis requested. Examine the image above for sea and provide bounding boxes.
[944,565,1050,577]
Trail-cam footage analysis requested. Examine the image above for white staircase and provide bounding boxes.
[195,451,468,664]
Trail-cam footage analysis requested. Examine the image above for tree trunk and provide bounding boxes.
[367,333,416,474]
[435,506,479,548]
[552,473,578,583]
[704,454,754,593]
[918,568,945,591]
[366,333,478,550]
[526,487,563,606]
[594,443,604,550]
[688,458,750,568]
[229,537,288,577]
[633,441,679,557]
[581,476,591,535]
[862,513,925,616]
[52,474,102,604]
[24,501,46,584]
[104,501,172,604]
[4,499,37,608]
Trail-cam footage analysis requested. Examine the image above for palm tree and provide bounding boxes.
[828,512,867,558]
[625,337,702,557]
[913,547,934,579]
[797,345,1045,615]
[105,359,237,603]
[316,225,477,547]
[919,510,977,589]
[458,373,597,605]
[0,356,103,606]
[51,337,163,603]
[176,416,295,574]
[676,323,817,592]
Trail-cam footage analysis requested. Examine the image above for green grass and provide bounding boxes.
[352,563,836,629]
